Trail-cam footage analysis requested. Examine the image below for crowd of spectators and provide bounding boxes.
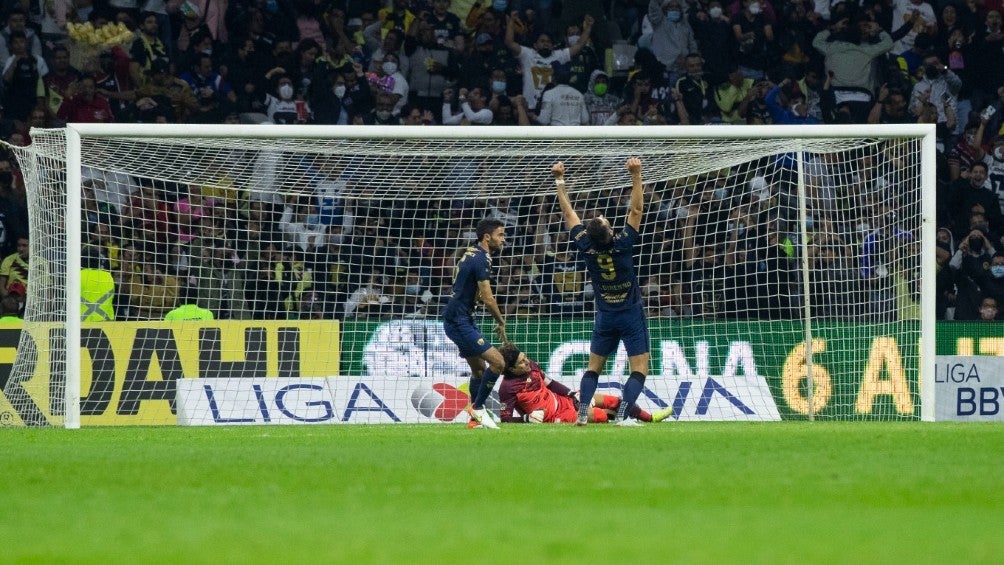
[0,0,1001,323]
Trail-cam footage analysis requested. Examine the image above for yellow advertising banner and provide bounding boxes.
[0,321,340,427]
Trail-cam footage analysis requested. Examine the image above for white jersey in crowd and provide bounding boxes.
[518,46,571,109]
[278,205,327,252]
[265,95,301,124]
[538,84,588,126]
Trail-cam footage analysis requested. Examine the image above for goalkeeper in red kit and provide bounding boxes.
[496,343,673,424]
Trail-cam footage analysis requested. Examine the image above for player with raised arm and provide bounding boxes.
[497,343,672,424]
[553,157,651,426]
[442,218,508,429]
[504,11,595,111]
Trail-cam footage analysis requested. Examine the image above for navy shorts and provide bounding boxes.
[590,304,650,357]
[443,317,492,359]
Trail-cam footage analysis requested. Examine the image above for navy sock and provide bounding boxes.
[578,370,599,419]
[472,368,499,409]
[468,374,481,407]
[617,372,647,420]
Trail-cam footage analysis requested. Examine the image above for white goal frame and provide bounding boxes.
[52,123,937,427]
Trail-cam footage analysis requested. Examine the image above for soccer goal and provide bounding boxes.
[2,123,936,427]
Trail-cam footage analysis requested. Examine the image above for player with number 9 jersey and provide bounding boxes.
[553,157,652,426]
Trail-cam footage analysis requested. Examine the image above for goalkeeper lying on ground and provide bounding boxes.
[495,343,673,425]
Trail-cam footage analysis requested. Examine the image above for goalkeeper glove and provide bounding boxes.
[523,409,545,423]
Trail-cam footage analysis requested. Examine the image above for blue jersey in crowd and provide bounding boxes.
[442,245,492,321]
[571,223,642,312]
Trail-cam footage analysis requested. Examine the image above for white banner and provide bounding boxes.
[176,379,339,425]
[176,373,780,426]
[934,356,1004,421]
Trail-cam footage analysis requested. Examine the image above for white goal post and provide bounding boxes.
[4,123,936,427]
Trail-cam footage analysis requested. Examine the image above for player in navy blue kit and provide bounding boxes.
[553,157,650,426]
[442,218,508,429]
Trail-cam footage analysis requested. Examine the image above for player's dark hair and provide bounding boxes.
[500,342,521,376]
[475,218,505,242]
[585,217,612,247]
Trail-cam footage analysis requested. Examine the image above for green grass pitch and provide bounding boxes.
[2,423,1002,564]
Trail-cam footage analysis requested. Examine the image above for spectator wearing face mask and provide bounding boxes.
[361,91,402,124]
[689,1,736,82]
[264,74,311,124]
[583,69,622,125]
[486,67,511,100]
[646,0,699,84]
[725,0,778,23]
[977,296,1001,321]
[559,21,601,94]
[730,0,777,81]
[313,62,370,125]
[983,253,1004,307]
[366,27,410,78]
[369,52,409,114]
[504,11,595,111]
[461,32,506,92]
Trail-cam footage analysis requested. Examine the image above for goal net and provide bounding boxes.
[2,124,935,427]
